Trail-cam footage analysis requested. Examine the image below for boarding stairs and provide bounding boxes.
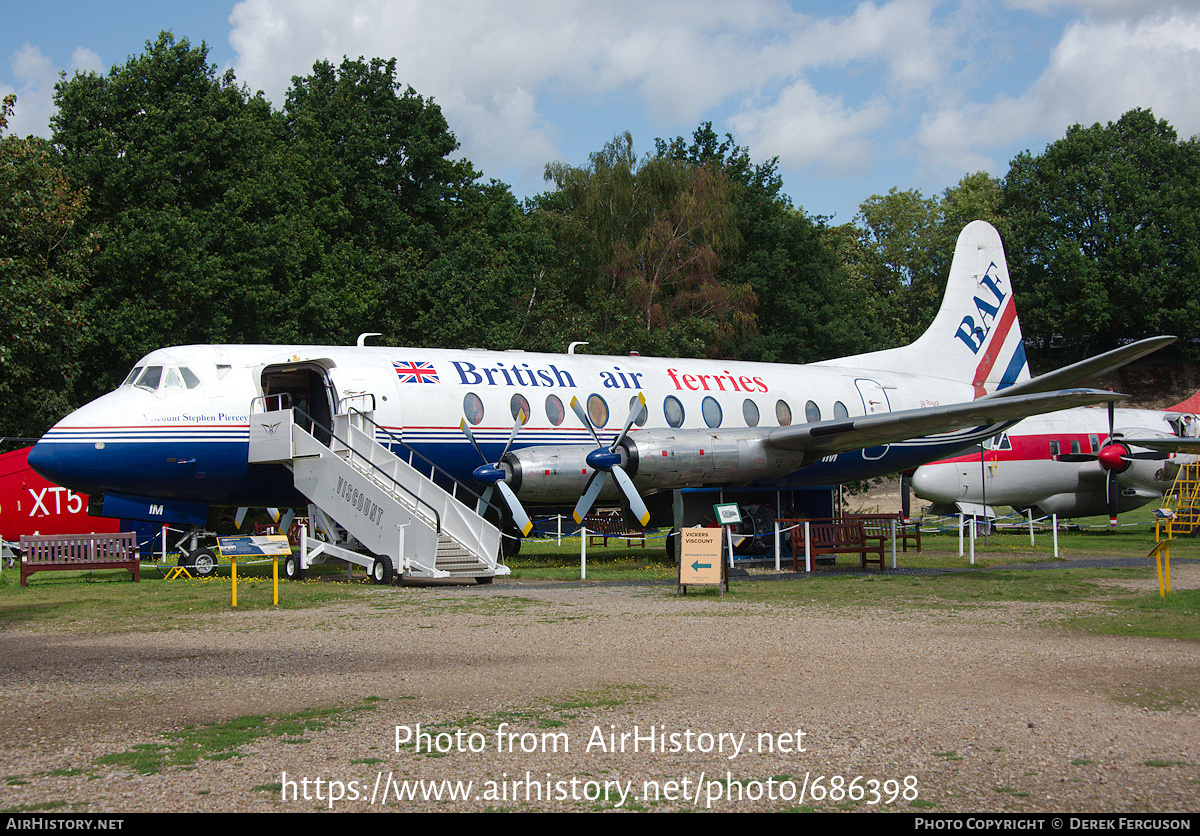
[1166,459,1200,536]
[248,406,507,581]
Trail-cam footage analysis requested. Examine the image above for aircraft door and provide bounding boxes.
[855,378,892,461]
[261,363,336,445]
[855,378,892,415]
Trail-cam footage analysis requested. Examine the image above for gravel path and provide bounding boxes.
[1,565,1197,813]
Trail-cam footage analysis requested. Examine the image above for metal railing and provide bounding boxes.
[344,408,503,522]
[290,405,443,535]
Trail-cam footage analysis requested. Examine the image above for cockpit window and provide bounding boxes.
[126,365,201,391]
[136,366,163,390]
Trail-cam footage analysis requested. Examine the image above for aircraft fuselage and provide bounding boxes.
[29,343,1003,512]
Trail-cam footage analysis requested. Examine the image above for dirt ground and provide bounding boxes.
[1,562,1198,814]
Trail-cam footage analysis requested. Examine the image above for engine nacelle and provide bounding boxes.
[500,429,810,502]
[502,445,607,503]
[621,428,807,490]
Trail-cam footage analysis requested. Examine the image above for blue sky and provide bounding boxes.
[4,1,1198,222]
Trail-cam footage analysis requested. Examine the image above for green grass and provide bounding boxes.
[93,699,382,775]
[2,511,1197,642]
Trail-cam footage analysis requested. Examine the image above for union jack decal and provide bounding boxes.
[393,361,440,384]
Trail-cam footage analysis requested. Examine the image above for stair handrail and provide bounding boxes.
[290,405,443,534]
[343,407,503,521]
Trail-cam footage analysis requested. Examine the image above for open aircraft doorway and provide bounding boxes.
[261,363,336,444]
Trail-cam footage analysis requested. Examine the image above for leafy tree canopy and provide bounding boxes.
[1002,108,1200,364]
[0,95,96,435]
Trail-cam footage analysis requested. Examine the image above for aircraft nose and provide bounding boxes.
[26,436,60,483]
[910,465,956,503]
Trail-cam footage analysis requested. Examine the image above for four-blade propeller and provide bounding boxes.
[460,414,534,537]
[570,393,651,527]
[1093,402,1171,524]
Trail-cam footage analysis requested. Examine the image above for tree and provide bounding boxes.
[283,57,475,255]
[0,95,96,436]
[836,173,1005,350]
[540,131,751,357]
[51,32,307,395]
[1002,108,1200,364]
[653,124,885,363]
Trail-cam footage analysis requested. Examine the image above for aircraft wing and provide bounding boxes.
[975,336,1175,400]
[1114,438,1200,455]
[763,388,1125,456]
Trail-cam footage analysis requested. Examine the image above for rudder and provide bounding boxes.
[908,220,1030,396]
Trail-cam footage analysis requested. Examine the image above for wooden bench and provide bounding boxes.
[19,533,139,587]
[780,518,886,571]
[845,512,922,552]
[583,511,647,547]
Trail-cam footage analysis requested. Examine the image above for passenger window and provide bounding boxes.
[510,393,530,425]
[805,400,821,423]
[1049,440,1061,456]
[587,394,609,428]
[629,395,648,426]
[664,396,684,428]
[702,396,722,428]
[834,401,849,419]
[545,394,565,426]
[463,393,484,425]
[742,399,759,427]
[775,400,792,426]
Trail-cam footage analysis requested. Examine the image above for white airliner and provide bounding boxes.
[911,396,1200,522]
[26,222,1170,580]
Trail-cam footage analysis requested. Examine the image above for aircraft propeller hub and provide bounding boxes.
[1098,442,1130,473]
[585,448,621,471]
[471,463,506,484]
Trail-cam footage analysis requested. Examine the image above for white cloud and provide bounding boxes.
[731,80,892,175]
[1,44,105,138]
[71,47,104,76]
[3,44,58,136]
[226,0,966,192]
[916,6,1200,182]
[1036,12,1200,136]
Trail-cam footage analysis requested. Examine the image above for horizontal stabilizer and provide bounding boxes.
[977,336,1175,400]
[765,388,1125,456]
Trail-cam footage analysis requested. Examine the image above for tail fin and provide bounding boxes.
[1167,390,1200,414]
[828,221,1030,397]
[911,220,1030,396]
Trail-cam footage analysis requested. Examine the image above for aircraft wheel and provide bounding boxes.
[371,555,394,585]
[187,548,218,577]
[282,553,305,581]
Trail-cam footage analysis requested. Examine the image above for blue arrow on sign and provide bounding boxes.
[691,560,712,572]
